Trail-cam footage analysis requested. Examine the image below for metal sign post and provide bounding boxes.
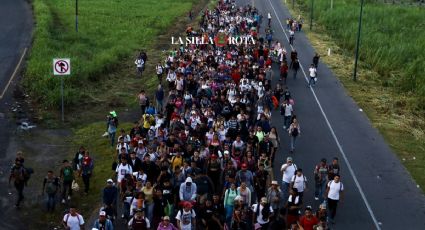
[53,58,71,122]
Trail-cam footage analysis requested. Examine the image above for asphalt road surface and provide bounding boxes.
[0,0,32,229]
[240,0,425,229]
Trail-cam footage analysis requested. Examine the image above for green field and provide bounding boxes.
[287,1,425,190]
[25,0,196,108]
[296,0,425,109]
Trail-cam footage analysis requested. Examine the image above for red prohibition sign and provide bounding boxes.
[55,60,69,74]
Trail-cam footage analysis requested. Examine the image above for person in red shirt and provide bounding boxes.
[299,206,319,230]
[280,61,289,84]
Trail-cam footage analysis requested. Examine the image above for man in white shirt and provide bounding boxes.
[62,206,85,230]
[252,197,274,229]
[308,64,317,87]
[281,100,293,129]
[325,174,344,223]
[280,157,297,202]
[115,158,133,184]
[176,202,196,230]
[290,168,307,203]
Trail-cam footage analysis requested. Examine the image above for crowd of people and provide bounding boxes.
[7,1,346,230]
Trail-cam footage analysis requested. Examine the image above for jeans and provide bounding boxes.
[109,131,116,147]
[225,205,234,228]
[315,180,327,204]
[281,182,290,203]
[46,193,56,211]
[284,115,292,128]
[156,100,163,112]
[290,135,297,151]
[82,174,91,193]
[14,181,25,206]
[308,77,316,87]
[62,180,73,200]
[293,69,298,79]
[145,201,154,223]
[328,198,339,220]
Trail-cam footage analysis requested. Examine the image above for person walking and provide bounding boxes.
[288,117,300,153]
[290,169,307,204]
[280,99,293,130]
[266,181,282,214]
[224,183,239,228]
[313,53,320,69]
[107,111,118,147]
[93,211,114,230]
[328,157,341,181]
[103,179,118,220]
[60,159,74,204]
[42,170,60,212]
[279,61,289,84]
[9,159,28,207]
[308,64,317,87]
[314,158,329,204]
[157,216,178,230]
[62,206,85,230]
[156,62,164,83]
[289,30,295,45]
[252,197,274,230]
[135,54,145,77]
[280,157,297,202]
[138,89,149,115]
[81,151,94,195]
[324,175,344,224]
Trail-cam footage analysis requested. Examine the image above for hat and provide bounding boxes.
[287,156,293,162]
[109,111,117,117]
[163,216,170,221]
[106,179,113,184]
[211,154,218,159]
[241,163,247,169]
[260,197,268,203]
[184,202,193,209]
[99,211,106,216]
[138,140,144,144]
[271,180,278,185]
[319,203,327,209]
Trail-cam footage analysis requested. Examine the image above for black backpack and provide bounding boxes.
[256,203,271,221]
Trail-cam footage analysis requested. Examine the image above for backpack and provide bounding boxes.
[63,167,73,182]
[132,216,148,230]
[291,127,299,137]
[328,180,343,191]
[256,203,271,221]
[12,166,26,182]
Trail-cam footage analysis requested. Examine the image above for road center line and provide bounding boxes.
[0,48,28,100]
[266,0,381,228]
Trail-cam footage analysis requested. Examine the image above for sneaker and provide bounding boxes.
[62,199,66,204]
[315,197,319,201]
[67,196,71,200]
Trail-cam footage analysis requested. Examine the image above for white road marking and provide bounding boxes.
[0,48,28,100]
[266,0,381,229]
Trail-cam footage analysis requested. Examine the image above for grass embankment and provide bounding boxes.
[285,1,425,190]
[26,0,196,110]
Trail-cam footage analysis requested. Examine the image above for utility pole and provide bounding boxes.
[353,0,365,81]
[75,0,79,32]
[310,0,314,30]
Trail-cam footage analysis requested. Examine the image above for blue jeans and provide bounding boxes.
[145,201,154,223]
[284,116,292,128]
[109,131,116,147]
[293,69,298,79]
[46,193,56,211]
[315,180,327,204]
[225,205,234,228]
[308,77,316,87]
[281,182,290,203]
[290,135,297,151]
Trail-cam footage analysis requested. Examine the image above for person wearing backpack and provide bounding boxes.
[9,159,27,207]
[43,170,60,212]
[280,100,293,130]
[280,157,297,203]
[224,183,239,228]
[251,197,274,229]
[128,208,151,230]
[62,206,85,230]
[288,117,300,154]
[60,160,75,204]
[324,175,344,224]
[138,90,149,115]
[314,159,329,204]
[93,211,114,230]
[175,202,196,230]
[290,169,307,204]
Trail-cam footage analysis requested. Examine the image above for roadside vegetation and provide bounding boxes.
[25,0,196,109]
[285,0,425,190]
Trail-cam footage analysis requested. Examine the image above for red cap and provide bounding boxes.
[211,154,218,159]
[241,163,247,169]
[184,202,193,209]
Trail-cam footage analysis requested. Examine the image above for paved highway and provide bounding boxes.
[240,0,425,229]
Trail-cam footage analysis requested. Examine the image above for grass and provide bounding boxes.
[284,0,425,191]
[25,0,197,108]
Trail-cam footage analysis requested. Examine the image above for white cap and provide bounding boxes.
[106,179,113,183]
[99,211,106,216]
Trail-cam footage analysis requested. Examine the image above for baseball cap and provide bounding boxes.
[271,180,278,185]
[163,216,170,221]
[287,157,293,162]
[106,179,113,184]
[241,163,247,169]
[211,154,218,159]
[261,197,268,203]
[99,211,106,216]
